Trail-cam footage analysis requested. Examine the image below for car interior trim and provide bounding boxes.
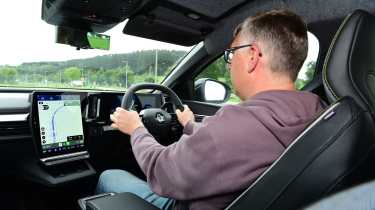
[40,151,89,166]
[0,113,29,122]
[322,11,353,100]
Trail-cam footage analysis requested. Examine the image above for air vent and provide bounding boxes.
[0,121,31,137]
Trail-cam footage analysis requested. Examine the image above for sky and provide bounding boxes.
[0,1,319,69]
[0,1,190,66]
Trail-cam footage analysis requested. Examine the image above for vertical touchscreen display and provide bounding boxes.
[37,94,84,154]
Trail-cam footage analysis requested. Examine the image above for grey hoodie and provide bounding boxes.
[130,90,325,210]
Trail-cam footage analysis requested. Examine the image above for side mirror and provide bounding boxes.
[194,78,231,103]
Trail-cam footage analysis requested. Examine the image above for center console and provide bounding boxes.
[78,193,160,210]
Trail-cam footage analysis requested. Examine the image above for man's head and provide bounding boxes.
[225,9,308,100]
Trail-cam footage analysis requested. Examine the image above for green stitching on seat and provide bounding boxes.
[322,12,355,100]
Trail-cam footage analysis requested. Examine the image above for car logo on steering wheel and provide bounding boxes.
[156,113,165,123]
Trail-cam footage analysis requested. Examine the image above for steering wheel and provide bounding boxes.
[121,83,184,144]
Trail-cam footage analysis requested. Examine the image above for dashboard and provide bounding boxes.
[88,92,165,123]
[25,91,169,164]
[0,91,177,164]
[0,90,183,186]
[0,90,209,186]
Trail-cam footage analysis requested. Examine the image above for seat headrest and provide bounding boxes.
[323,10,375,115]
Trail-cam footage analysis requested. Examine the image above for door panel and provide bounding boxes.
[183,100,223,122]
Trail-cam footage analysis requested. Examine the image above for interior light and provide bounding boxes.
[187,13,200,20]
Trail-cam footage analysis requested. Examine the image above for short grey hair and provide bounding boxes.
[234,9,308,81]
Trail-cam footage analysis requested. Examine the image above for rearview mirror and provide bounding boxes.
[194,78,231,103]
[56,26,110,50]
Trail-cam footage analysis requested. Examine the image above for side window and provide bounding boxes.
[195,57,241,104]
[195,32,319,104]
[295,32,320,89]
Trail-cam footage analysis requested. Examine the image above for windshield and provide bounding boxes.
[0,1,192,91]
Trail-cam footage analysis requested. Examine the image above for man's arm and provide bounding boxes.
[182,120,198,135]
[130,120,222,200]
[112,105,274,201]
[129,104,272,201]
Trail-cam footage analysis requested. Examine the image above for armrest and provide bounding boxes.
[85,192,161,210]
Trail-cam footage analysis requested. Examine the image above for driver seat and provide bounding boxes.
[223,9,375,210]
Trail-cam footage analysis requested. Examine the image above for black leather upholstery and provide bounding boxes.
[85,193,160,210]
[224,97,375,210]
[323,10,375,115]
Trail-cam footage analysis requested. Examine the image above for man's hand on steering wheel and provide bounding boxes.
[114,83,186,140]
[176,105,195,127]
[110,107,144,135]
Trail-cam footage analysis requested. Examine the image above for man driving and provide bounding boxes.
[96,9,325,210]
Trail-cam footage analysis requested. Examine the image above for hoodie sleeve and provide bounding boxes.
[130,125,219,199]
[130,107,243,200]
[182,120,199,135]
[130,103,286,201]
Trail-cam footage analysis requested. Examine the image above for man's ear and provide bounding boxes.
[247,44,261,73]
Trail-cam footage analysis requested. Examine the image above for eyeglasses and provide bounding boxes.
[223,44,252,64]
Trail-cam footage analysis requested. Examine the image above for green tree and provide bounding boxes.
[0,66,18,84]
[114,66,135,87]
[196,56,232,89]
[95,69,107,86]
[295,79,306,90]
[1,50,188,89]
[63,67,81,82]
[103,70,114,85]
[198,57,228,80]
[144,75,154,83]
[294,61,316,90]
[305,61,316,82]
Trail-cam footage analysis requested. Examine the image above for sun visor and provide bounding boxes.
[123,15,206,46]
[42,0,145,32]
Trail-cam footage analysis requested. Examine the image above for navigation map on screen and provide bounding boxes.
[37,95,84,153]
